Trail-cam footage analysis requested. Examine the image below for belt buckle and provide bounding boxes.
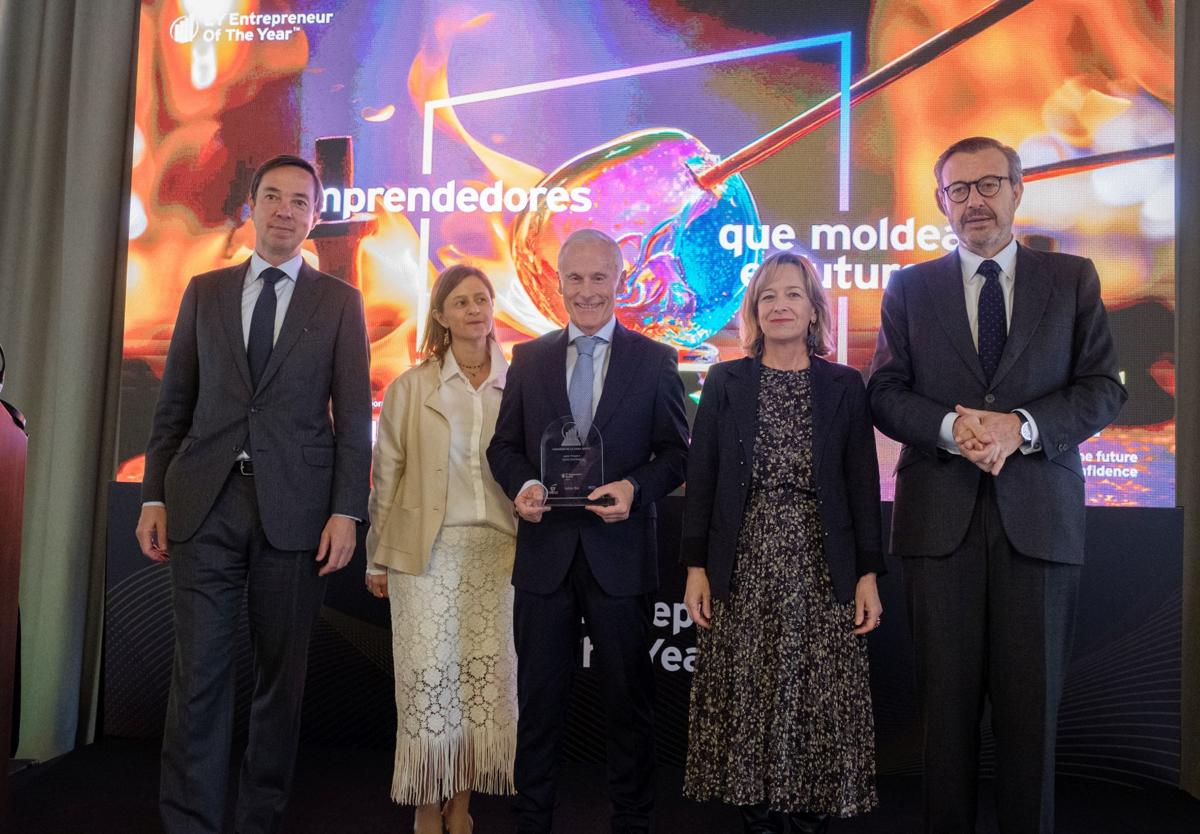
[238,459,254,476]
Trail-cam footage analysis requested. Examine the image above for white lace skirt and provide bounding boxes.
[387,524,518,804]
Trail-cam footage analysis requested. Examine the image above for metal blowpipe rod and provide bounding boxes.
[695,0,1036,189]
[1021,143,1174,181]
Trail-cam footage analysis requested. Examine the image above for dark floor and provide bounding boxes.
[4,738,1198,833]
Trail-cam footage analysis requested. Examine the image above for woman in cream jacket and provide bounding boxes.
[366,265,517,834]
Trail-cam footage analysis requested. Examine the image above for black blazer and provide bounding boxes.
[142,260,373,550]
[867,245,1126,562]
[679,355,883,603]
[486,322,689,597]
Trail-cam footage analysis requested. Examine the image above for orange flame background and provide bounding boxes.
[119,0,1176,505]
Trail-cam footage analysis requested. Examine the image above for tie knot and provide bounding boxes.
[574,335,598,357]
[260,267,286,286]
[977,259,1001,282]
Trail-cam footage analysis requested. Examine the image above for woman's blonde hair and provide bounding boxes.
[419,264,497,364]
[738,252,833,358]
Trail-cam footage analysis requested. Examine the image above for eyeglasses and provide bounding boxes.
[941,175,1011,203]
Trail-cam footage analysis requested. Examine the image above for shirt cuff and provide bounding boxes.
[142,501,166,508]
[518,479,545,498]
[365,565,387,577]
[1014,408,1042,454]
[333,513,362,523]
[938,412,962,455]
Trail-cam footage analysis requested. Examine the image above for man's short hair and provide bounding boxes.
[557,228,624,276]
[934,137,1023,188]
[249,154,323,205]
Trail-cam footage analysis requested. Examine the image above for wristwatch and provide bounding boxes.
[1016,412,1033,444]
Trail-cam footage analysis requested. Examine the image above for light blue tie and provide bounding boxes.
[569,335,598,439]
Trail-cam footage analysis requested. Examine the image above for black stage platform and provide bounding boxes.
[5,737,1198,833]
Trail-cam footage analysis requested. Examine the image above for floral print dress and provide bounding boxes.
[683,366,877,816]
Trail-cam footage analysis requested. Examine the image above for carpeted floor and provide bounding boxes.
[4,738,1198,833]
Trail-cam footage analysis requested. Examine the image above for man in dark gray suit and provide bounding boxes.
[868,136,1126,834]
[136,154,372,834]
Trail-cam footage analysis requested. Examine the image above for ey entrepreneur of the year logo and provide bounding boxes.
[169,15,200,44]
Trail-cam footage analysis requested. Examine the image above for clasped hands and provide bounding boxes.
[952,405,1022,476]
[514,479,635,524]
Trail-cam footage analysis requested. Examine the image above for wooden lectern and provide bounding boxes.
[0,398,27,821]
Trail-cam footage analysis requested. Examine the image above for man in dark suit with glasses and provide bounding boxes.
[868,136,1126,833]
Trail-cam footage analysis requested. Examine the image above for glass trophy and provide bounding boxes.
[540,416,607,506]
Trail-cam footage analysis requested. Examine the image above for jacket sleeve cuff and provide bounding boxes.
[856,549,886,578]
[678,536,708,567]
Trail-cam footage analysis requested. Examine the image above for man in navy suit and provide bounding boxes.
[868,136,1126,833]
[136,155,372,834]
[487,229,689,833]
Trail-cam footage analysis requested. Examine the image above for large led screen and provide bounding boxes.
[119,0,1176,506]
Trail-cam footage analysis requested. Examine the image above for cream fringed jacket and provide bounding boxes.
[366,341,516,575]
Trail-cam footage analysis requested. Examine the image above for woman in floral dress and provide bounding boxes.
[681,252,884,833]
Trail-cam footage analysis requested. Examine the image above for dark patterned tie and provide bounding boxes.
[976,259,1006,382]
[247,268,284,389]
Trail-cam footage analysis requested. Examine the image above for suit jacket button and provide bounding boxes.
[1058,443,1069,452]
[984,394,995,405]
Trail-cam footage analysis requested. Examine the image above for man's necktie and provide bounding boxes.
[247,268,284,390]
[568,335,598,439]
[976,259,1006,382]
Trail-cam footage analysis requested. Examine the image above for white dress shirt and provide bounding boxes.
[235,254,302,464]
[565,316,616,414]
[938,238,1041,454]
[242,252,302,347]
[438,342,512,529]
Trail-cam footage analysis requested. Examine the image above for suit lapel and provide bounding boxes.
[989,244,1053,388]
[929,250,987,386]
[547,329,573,421]
[220,261,254,395]
[723,357,759,459]
[808,357,843,478]
[255,261,327,393]
[592,323,636,432]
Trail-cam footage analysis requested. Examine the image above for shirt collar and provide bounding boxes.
[440,339,508,389]
[248,252,304,286]
[958,237,1018,284]
[567,316,616,345]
